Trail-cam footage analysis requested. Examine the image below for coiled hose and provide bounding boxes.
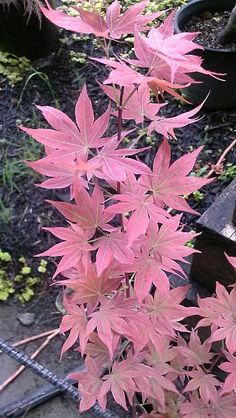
[0,338,119,418]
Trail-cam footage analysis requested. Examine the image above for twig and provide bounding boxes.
[206,138,236,178]
[0,328,59,354]
[0,329,60,393]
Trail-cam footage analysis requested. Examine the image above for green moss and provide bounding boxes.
[0,52,31,86]
[218,163,236,181]
[0,250,47,303]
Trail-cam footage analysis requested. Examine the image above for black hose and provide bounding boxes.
[0,338,119,418]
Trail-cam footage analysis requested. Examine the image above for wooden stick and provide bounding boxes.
[0,329,60,393]
[206,138,236,178]
[0,328,59,354]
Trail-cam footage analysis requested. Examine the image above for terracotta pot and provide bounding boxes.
[174,0,236,110]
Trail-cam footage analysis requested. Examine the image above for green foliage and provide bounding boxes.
[148,0,188,12]
[0,199,11,224]
[0,52,31,86]
[0,249,48,303]
[218,163,236,181]
[69,51,87,64]
[60,0,187,16]
[192,190,204,202]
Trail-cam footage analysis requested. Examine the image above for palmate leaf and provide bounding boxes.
[140,138,212,213]
[57,261,123,313]
[219,350,236,394]
[131,12,221,85]
[90,136,151,182]
[60,297,88,357]
[21,85,111,159]
[47,183,114,239]
[85,294,142,358]
[99,82,165,124]
[93,230,134,276]
[183,369,220,404]
[197,282,236,354]
[106,173,169,245]
[69,356,106,412]
[37,224,92,278]
[41,0,161,40]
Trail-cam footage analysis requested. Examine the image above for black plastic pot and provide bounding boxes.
[174,0,236,110]
[0,1,59,59]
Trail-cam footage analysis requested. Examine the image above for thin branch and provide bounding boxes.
[206,138,236,178]
[0,329,60,393]
[0,328,59,354]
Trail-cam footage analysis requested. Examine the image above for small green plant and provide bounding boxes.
[192,190,204,202]
[0,52,31,86]
[69,51,87,64]
[0,199,12,224]
[0,249,48,303]
[218,163,236,181]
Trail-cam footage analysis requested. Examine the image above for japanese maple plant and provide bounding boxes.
[21,1,236,416]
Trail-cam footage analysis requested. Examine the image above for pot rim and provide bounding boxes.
[174,0,236,53]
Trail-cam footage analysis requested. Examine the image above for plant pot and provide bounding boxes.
[174,0,236,110]
[0,1,59,59]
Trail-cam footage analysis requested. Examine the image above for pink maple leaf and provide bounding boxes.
[180,394,212,418]
[92,57,146,87]
[93,230,134,276]
[83,332,119,369]
[180,330,214,367]
[143,280,194,337]
[100,359,137,410]
[37,224,92,278]
[123,216,196,303]
[47,183,114,239]
[131,13,221,84]
[147,101,205,138]
[183,369,220,404]
[210,394,236,418]
[106,173,169,245]
[41,0,161,40]
[99,82,165,124]
[90,136,151,182]
[219,350,236,394]
[197,282,236,354]
[58,261,123,313]
[60,297,88,357]
[69,356,106,411]
[25,157,99,198]
[21,85,110,159]
[85,295,137,357]
[140,138,212,213]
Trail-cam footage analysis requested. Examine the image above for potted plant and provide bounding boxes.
[174,0,236,109]
[0,0,59,59]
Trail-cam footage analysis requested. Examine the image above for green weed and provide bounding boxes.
[0,249,48,303]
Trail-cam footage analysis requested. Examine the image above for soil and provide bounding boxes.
[0,23,236,416]
[185,11,236,50]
